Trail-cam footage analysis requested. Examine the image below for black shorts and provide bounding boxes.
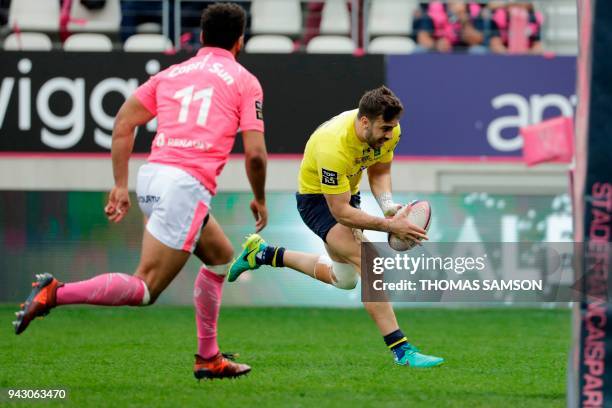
[296,192,361,243]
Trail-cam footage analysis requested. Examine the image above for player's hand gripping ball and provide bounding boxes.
[388,200,432,251]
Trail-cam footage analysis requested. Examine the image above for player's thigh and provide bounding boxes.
[325,223,361,268]
[137,163,212,253]
[193,214,234,265]
[135,228,191,301]
[135,163,211,298]
[324,242,346,263]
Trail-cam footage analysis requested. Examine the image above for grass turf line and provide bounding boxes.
[1,306,569,407]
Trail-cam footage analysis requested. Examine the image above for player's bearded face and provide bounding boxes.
[364,116,399,149]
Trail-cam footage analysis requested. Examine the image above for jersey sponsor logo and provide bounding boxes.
[155,133,165,147]
[321,168,338,186]
[255,100,263,120]
[347,166,367,179]
[137,195,160,204]
[209,62,234,85]
[168,55,211,78]
[155,135,212,151]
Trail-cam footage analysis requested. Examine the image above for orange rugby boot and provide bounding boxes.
[13,273,63,335]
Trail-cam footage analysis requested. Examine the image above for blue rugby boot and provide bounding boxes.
[393,343,444,368]
[228,234,268,282]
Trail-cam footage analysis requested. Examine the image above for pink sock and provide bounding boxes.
[193,267,225,359]
[56,273,148,306]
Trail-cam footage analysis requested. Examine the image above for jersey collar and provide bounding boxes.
[197,46,235,60]
[347,110,366,148]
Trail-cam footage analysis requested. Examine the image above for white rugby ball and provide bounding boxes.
[388,200,431,251]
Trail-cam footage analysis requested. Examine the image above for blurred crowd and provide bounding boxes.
[412,1,542,54]
[303,0,543,54]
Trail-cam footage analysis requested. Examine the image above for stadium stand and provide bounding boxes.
[4,32,53,50]
[368,35,415,54]
[245,34,295,53]
[68,0,121,33]
[319,0,351,36]
[251,0,302,36]
[8,0,60,32]
[135,22,162,34]
[0,1,578,55]
[63,33,113,51]
[306,34,355,53]
[123,32,173,52]
[537,0,578,55]
[367,0,415,37]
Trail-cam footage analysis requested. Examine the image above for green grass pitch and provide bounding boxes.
[1,306,569,407]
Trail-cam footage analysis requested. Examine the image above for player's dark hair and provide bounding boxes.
[200,3,246,50]
[357,86,404,122]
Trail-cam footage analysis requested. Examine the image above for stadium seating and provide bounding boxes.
[4,32,53,50]
[8,0,60,32]
[367,0,416,36]
[538,1,578,55]
[306,35,355,54]
[68,0,121,33]
[320,0,351,36]
[245,35,295,53]
[368,36,415,54]
[251,0,302,36]
[123,33,173,52]
[136,22,162,34]
[63,33,113,51]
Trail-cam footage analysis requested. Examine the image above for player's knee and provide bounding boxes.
[134,270,160,305]
[315,256,358,290]
[142,281,160,305]
[128,274,154,306]
[331,261,359,290]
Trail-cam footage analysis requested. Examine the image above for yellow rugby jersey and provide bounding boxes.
[298,109,401,195]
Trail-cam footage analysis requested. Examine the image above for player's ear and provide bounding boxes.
[359,115,370,128]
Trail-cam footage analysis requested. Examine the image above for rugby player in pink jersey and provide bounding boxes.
[13,3,266,380]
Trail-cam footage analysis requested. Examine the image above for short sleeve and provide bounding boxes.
[239,73,264,132]
[378,150,394,164]
[133,73,161,116]
[316,152,350,194]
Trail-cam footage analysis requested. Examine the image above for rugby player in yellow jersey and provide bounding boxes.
[229,86,443,367]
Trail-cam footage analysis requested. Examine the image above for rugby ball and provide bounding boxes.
[388,200,431,251]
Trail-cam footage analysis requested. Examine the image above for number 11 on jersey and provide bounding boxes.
[173,86,214,127]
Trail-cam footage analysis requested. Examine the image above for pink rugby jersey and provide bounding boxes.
[133,47,264,195]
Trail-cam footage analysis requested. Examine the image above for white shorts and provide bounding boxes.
[136,163,212,252]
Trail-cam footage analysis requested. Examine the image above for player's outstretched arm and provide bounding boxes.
[105,96,155,223]
[242,130,268,232]
[367,161,402,218]
[324,192,427,242]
